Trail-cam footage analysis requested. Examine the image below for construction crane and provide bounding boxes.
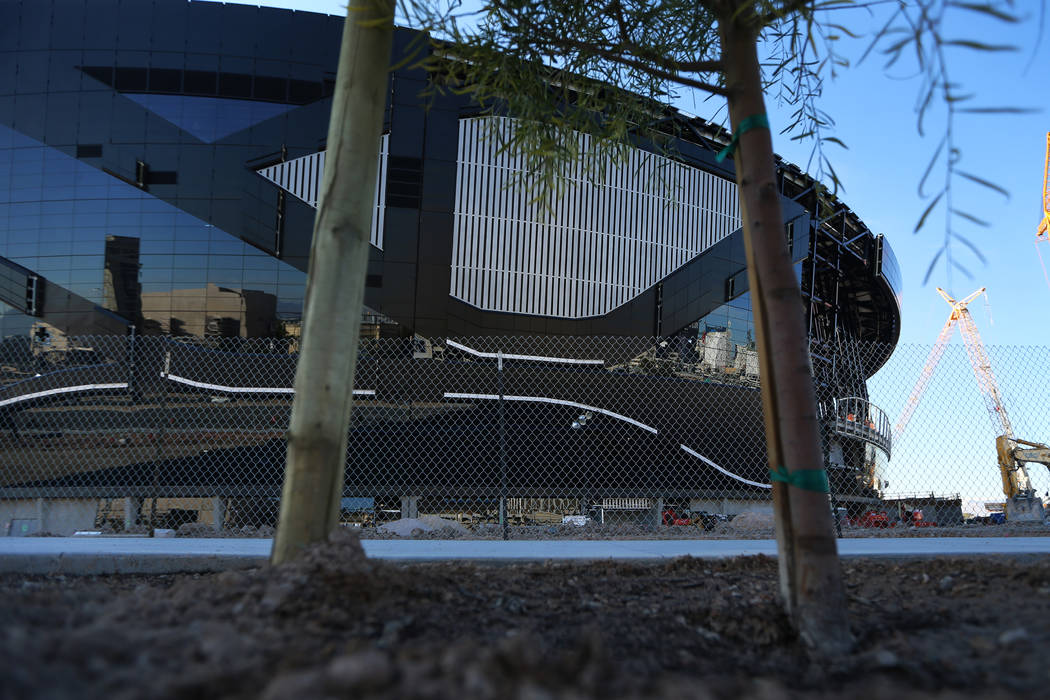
[1040,131,1050,240]
[894,287,1047,522]
[893,288,986,442]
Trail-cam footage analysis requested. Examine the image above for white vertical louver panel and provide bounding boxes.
[255,134,389,250]
[450,116,741,318]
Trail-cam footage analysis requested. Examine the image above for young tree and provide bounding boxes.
[271,0,394,566]
[271,0,1026,656]
[401,0,1028,654]
[408,0,853,655]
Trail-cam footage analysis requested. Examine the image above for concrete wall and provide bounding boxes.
[689,499,774,517]
[1,499,98,536]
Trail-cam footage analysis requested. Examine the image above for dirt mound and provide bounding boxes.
[378,516,470,537]
[1,534,1048,699]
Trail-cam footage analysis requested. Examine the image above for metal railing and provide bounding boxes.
[820,396,893,458]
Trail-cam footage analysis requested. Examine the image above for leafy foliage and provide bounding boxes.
[400,0,1036,285]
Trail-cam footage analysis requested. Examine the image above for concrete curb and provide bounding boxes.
[1,537,1048,575]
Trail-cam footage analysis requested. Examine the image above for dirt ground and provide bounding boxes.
[2,532,1048,700]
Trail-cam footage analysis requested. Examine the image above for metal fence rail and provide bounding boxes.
[0,335,1047,536]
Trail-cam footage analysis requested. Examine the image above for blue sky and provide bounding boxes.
[203,1,1050,506]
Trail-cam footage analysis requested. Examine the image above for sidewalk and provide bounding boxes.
[1,536,1048,575]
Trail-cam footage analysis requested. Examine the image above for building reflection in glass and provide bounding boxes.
[693,291,758,380]
[102,235,142,327]
[0,124,305,339]
[140,284,278,337]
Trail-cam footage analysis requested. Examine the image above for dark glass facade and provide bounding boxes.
[0,0,900,359]
[0,0,342,338]
[0,0,905,511]
[0,122,305,337]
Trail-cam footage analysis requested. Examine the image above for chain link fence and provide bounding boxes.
[1,333,1047,538]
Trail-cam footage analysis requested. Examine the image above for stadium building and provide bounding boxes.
[0,0,902,530]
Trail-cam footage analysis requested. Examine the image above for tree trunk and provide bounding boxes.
[271,0,394,565]
[718,7,853,655]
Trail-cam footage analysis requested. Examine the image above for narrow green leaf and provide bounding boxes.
[945,90,974,103]
[947,2,1021,23]
[827,23,861,39]
[957,170,1010,199]
[923,246,946,285]
[950,208,990,227]
[918,136,946,196]
[915,191,944,233]
[942,39,1017,52]
[859,7,904,66]
[958,107,1038,114]
[825,158,843,195]
[951,232,989,265]
[916,84,936,137]
[951,258,974,279]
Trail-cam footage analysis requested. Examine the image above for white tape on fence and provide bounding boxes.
[163,373,375,396]
[0,383,129,408]
[442,392,658,434]
[445,340,604,365]
[679,443,771,489]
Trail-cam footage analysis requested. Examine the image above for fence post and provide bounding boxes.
[498,350,508,540]
[123,496,142,532]
[212,497,226,533]
[148,347,172,535]
[127,324,136,395]
[819,395,843,538]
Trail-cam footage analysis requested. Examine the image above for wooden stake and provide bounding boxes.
[271,0,394,566]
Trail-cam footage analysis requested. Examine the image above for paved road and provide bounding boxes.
[1,536,1048,574]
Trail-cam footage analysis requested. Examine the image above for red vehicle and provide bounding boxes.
[909,509,936,527]
[851,510,893,528]
[662,507,692,526]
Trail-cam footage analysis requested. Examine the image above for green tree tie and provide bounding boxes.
[716,113,770,162]
[769,464,829,493]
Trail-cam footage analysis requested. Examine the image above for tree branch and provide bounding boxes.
[760,0,815,26]
[540,35,728,96]
[488,0,726,94]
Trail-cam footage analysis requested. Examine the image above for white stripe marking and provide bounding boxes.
[445,339,603,366]
[164,374,375,396]
[442,392,657,434]
[0,383,129,408]
[679,444,771,489]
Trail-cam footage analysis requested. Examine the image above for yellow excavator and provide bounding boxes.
[996,436,1050,520]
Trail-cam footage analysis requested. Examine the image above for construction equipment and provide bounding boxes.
[1039,131,1050,241]
[1037,132,1050,290]
[896,287,1047,522]
[996,436,1050,517]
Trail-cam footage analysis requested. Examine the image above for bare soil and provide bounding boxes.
[2,531,1048,700]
